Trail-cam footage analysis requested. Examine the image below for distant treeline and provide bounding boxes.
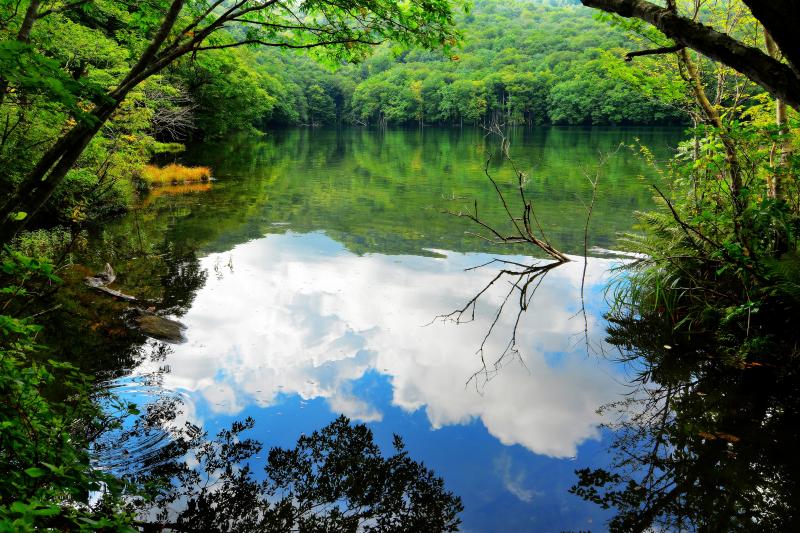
[204,0,685,132]
[343,1,686,127]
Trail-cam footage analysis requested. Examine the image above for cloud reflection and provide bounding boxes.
[494,453,537,503]
[136,232,623,458]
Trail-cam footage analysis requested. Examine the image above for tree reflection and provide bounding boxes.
[43,236,208,376]
[154,242,208,318]
[98,396,463,532]
[444,240,800,529]
[570,311,800,532]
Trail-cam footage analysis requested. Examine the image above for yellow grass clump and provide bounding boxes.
[142,163,212,186]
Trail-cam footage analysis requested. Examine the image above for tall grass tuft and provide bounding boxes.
[141,164,212,186]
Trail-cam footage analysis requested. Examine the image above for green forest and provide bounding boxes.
[0,0,688,239]
[2,0,800,530]
[120,0,689,134]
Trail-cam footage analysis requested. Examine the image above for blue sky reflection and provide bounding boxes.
[134,232,625,531]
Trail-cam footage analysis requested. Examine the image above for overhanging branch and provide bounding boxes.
[581,0,800,110]
[625,44,684,62]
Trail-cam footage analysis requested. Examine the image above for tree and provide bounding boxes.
[410,79,424,125]
[0,0,463,243]
[571,303,800,531]
[305,83,335,126]
[579,0,800,110]
[342,1,684,128]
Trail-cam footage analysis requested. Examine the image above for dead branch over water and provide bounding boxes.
[447,124,570,263]
[434,126,574,387]
[437,127,614,386]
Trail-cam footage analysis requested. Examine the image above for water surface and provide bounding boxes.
[67,127,683,531]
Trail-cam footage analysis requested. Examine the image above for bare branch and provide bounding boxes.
[625,44,685,61]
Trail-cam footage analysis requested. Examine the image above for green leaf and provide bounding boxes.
[10,501,28,513]
[24,467,45,478]
[32,506,59,516]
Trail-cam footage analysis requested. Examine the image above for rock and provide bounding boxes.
[133,310,187,343]
[85,263,116,287]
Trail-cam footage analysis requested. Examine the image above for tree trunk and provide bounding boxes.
[580,0,800,111]
[765,30,791,201]
[677,48,743,208]
[0,0,41,107]
[0,100,121,243]
[0,0,186,245]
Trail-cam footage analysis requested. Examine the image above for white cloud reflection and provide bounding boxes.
[494,453,537,503]
[137,233,624,458]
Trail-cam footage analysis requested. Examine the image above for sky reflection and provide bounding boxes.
[131,231,625,530]
[136,232,622,456]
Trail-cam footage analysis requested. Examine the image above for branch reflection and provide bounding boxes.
[433,258,565,387]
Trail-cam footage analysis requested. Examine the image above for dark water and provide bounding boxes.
[64,127,686,531]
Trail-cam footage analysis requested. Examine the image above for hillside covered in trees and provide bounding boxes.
[224,0,687,130]
[344,0,686,127]
[152,0,690,136]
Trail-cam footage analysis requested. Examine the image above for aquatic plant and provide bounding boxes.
[140,164,212,187]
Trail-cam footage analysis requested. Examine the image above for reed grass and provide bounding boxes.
[141,163,212,186]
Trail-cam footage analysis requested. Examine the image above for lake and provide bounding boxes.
[59,126,684,531]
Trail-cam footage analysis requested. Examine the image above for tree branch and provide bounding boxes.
[193,37,381,52]
[580,0,800,110]
[625,44,684,61]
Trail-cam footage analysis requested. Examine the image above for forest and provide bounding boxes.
[0,0,688,244]
[129,0,689,132]
[2,0,800,531]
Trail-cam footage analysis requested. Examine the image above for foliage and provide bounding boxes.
[0,0,688,238]
[11,228,85,262]
[0,248,138,531]
[141,163,211,187]
[571,118,800,533]
[0,0,466,243]
[556,1,800,525]
[344,0,685,126]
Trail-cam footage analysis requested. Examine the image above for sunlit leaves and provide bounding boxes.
[0,40,105,121]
